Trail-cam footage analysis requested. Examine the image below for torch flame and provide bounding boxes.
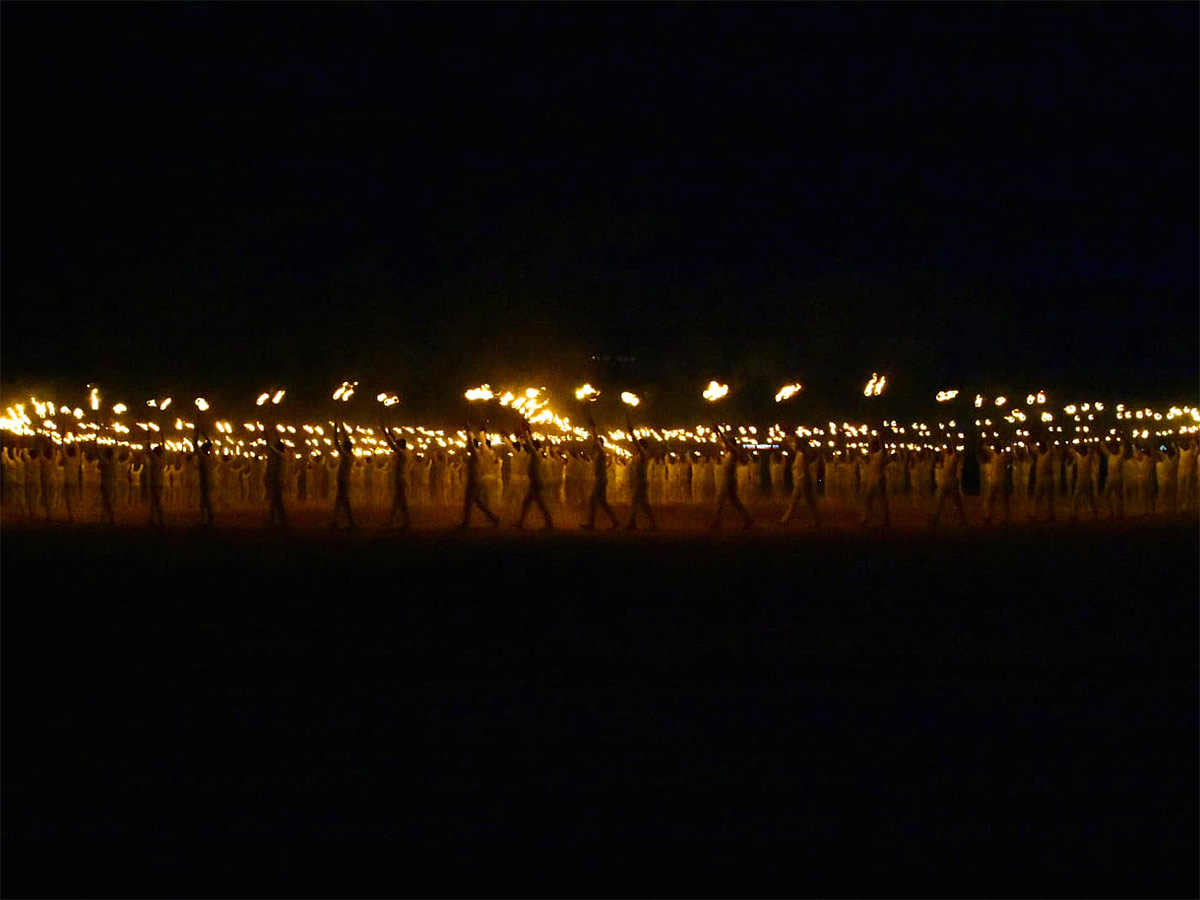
[620,392,640,407]
[465,385,494,402]
[575,384,599,401]
[774,383,803,403]
[703,381,729,402]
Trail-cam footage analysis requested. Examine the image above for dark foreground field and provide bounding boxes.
[3,520,1197,897]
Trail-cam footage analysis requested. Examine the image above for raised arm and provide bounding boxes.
[381,420,399,452]
[585,410,599,447]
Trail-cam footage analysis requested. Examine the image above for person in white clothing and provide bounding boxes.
[1069,443,1099,523]
[382,423,412,529]
[930,445,966,526]
[980,442,1010,526]
[859,437,890,527]
[710,429,753,529]
[779,438,820,528]
[582,410,621,530]
[626,413,657,531]
[511,420,553,530]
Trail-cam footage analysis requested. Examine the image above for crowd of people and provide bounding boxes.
[2,418,1197,531]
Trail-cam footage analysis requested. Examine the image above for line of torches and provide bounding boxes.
[3,375,1197,462]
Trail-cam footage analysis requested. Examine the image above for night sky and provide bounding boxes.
[3,4,1196,420]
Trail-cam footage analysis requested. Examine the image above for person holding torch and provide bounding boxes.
[381,419,412,530]
[779,434,821,528]
[459,415,500,529]
[330,420,357,530]
[513,418,553,530]
[582,409,621,530]
[625,410,657,531]
[709,426,753,530]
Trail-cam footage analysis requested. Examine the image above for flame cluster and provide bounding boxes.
[4,383,1198,465]
[864,374,886,397]
[774,383,803,403]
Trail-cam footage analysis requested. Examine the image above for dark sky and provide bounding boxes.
[3,4,1196,419]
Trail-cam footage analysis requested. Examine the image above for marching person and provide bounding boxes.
[330,420,356,530]
[147,444,166,527]
[513,419,553,530]
[1030,440,1058,523]
[197,427,216,527]
[859,436,889,527]
[929,443,966,526]
[625,413,657,531]
[459,417,500,529]
[264,433,288,530]
[979,441,1011,526]
[779,436,820,528]
[710,427,753,529]
[1102,437,1127,520]
[1069,442,1100,523]
[381,420,412,529]
[582,410,621,530]
[99,445,119,525]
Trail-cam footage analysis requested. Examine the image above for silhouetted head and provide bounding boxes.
[398,438,407,450]
[104,447,115,460]
[342,440,352,454]
[201,441,212,454]
[153,445,163,457]
[67,445,77,458]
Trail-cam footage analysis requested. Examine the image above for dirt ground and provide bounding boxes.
[2,489,1192,534]
[2,507,1197,896]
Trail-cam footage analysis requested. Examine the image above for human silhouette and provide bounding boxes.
[147,445,166,527]
[980,441,1011,525]
[331,421,356,530]
[459,419,500,528]
[99,446,119,525]
[930,445,966,526]
[859,437,889,527]
[1069,443,1099,523]
[582,410,621,530]
[197,429,216,527]
[625,413,657,531]
[264,433,287,530]
[381,422,412,529]
[710,428,753,529]
[1029,441,1058,523]
[513,420,553,530]
[779,436,821,527]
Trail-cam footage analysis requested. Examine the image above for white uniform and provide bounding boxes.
[860,448,889,526]
[1177,444,1197,512]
